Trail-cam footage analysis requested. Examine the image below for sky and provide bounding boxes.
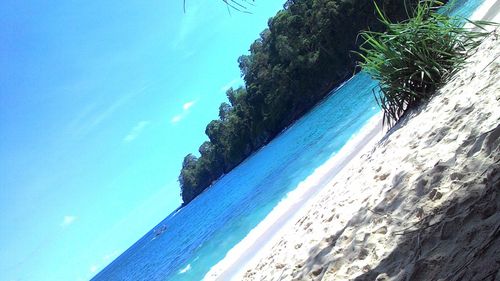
[0,1,285,280]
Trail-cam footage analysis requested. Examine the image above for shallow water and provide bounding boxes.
[94,72,380,281]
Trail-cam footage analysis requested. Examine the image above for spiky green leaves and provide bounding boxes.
[358,0,492,126]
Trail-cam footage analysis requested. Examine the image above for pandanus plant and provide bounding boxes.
[357,0,493,126]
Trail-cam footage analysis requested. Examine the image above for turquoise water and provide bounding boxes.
[92,1,484,280]
[95,73,380,281]
[443,0,485,17]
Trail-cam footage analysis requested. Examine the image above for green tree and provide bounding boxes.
[178,0,422,205]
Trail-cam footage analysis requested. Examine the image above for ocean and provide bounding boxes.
[92,1,485,280]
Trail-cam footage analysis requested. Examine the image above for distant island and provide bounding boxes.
[178,0,424,205]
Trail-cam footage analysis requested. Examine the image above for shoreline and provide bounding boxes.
[204,112,386,281]
[205,1,500,280]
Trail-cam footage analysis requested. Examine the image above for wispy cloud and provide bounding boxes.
[172,3,201,50]
[123,121,150,143]
[61,215,77,227]
[221,78,241,92]
[102,250,119,262]
[170,99,198,124]
[68,84,150,139]
[182,100,196,110]
[87,250,119,278]
[171,115,183,124]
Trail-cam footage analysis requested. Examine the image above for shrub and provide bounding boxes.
[358,0,493,126]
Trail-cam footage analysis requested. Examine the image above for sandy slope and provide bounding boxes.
[233,9,500,281]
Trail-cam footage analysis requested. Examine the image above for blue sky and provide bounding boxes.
[0,1,284,280]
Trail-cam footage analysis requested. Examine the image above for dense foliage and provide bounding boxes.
[179,0,419,205]
[358,0,491,126]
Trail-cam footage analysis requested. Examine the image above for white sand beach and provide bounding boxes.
[205,1,500,280]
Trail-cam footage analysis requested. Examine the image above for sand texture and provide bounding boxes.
[238,22,500,281]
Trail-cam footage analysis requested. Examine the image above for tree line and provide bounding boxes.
[178,0,420,205]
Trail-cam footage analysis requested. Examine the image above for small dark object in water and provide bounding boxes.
[154,225,167,237]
